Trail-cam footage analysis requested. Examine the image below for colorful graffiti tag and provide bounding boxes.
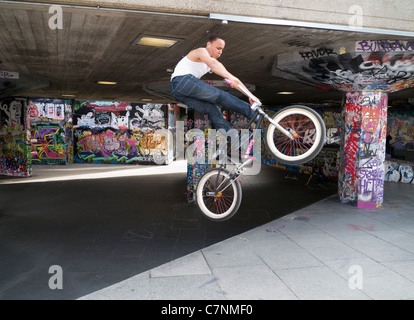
[31,125,67,162]
[0,97,31,177]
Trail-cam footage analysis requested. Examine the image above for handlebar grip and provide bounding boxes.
[224,78,261,105]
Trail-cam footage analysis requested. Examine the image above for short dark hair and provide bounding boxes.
[207,34,224,43]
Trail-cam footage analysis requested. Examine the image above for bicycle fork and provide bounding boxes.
[207,139,256,197]
[261,110,297,140]
[206,166,239,197]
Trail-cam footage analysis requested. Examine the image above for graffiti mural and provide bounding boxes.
[29,98,73,164]
[0,97,31,177]
[73,101,173,164]
[338,92,388,208]
[74,127,169,164]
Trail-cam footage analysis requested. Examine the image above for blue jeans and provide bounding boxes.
[170,74,255,131]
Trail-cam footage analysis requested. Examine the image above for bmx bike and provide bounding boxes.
[194,80,326,221]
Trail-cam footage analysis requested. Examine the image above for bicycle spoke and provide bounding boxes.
[201,173,236,216]
[265,106,325,167]
[271,114,318,158]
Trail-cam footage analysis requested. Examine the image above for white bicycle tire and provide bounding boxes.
[196,169,242,221]
[265,106,326,165]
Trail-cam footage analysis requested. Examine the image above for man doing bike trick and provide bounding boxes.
[170,34,259,132]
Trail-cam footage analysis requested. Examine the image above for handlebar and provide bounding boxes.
[224,79,261,105]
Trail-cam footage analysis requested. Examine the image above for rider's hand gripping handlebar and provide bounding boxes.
[224,79,262,107]
[224,79,295,140]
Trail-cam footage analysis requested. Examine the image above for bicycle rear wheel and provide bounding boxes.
[196,168,242,221]
[264,105,326,165]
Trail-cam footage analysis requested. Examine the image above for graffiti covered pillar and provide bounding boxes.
[0,97,32,177]
[185,108,212,202]
[339,91,388,208]
[272,40,414,209]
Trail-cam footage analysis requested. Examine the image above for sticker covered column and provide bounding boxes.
[0,97,31,176]
[338,91,388,208]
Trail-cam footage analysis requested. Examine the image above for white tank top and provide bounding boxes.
[171,56,211,80]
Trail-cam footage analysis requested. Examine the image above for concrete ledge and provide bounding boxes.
[13,0,414,33]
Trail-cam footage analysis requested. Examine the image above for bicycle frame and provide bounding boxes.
[225,79,296,141]
[212,107,265,196]
[208,80,298,196]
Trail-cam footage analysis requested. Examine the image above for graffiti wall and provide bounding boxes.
[29,98,73,164]
[73,101,174,165]
[0,97,31,177]
[338,91,388,208]
[387,106,414,155]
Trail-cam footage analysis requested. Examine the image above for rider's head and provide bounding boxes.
[206,34,225,59]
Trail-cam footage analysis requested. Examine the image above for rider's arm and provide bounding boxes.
[193,48,260,102]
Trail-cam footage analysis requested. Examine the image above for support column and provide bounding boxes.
[0,97,31,177]
[338,91,388,208]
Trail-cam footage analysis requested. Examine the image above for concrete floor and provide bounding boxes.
[81,180,414,301]
[0,161,337,300]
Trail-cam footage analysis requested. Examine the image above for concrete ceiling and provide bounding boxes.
[1,1,414,106]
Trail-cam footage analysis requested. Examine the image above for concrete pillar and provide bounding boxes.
[0,97,32,177]
[338,91,388,208]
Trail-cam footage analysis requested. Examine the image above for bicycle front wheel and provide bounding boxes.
[196,168,242,221]
[264,105,326,165]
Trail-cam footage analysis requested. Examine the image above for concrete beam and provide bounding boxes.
[10,0,414,33]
